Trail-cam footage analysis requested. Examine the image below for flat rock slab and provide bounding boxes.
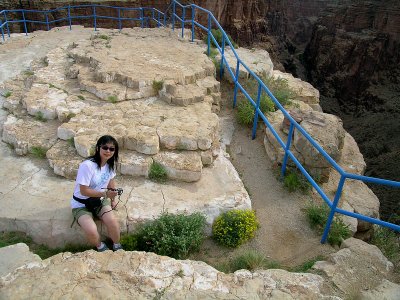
[0,141,250,247]
[0,243,41,278]
[0,249,338,299]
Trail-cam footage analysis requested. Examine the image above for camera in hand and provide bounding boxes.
[104,187,123,195]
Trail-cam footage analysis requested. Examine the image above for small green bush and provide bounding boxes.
[149,162,168,183]
[291,255,325,272]
[34,111,47,122]
[3,91,12,98]
[107,95,118,103]
[283,169,311,194]
[304,202,351,246]
[328,218,351,246]
[124,212,206,259]
[229,250,280,272]
[203,29,238,49]
[30,146,47,159]
[305,202,330,229]
[77,95,85,100]
[371,226,399,263]
[236,95,275,126]
[97,34,110,40]
[0,231,91,259]
[67,137,75,147]
[212,209,259,248]
[23,70,34,76]
[152,80,164,93]
[236,101,255,125]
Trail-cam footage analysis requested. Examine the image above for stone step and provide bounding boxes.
[77,66,155,102]
[159,76,219,106]
[153,151,202,182]
[2,115,58,156]
[57,100,219,157]
[47,140,204,182]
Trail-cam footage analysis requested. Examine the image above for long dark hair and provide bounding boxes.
[89,135,119,170]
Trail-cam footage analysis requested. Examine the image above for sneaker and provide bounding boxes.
[97,243,109,252]
[113,243,123,251]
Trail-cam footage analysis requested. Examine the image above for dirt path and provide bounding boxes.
[189,83,335,269]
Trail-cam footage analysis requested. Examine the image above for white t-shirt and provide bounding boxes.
[71,160,116,209]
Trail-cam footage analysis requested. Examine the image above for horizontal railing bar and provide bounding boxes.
[345,172,400,187]
[335,207,400,231]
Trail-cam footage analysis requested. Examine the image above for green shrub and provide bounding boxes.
[77,95,85,100]
[291,256,325,272]
[0,231,91,259]
[328,218,351,246]
[152,80,164,93]
[34,111,47,122]
[97,34,110,40]
[125,212,206,259]
[30,146,47,159]
[67,137,75,147]
[212,209,259,248]
[371,226,399,263]
[263,76,295,107]
[283,169,311,194]
[3,91,12,98]
[23,70,34,76]
[304,202,351,246]
[149,162,168,183]
[305,202,329,229]
[236,101,255,125]
[107,95,118,103]
[120,233,139,251]
[203,29,238,49]
[229,250,280,272]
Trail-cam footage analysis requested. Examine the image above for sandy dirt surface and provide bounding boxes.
[188,84,335,268]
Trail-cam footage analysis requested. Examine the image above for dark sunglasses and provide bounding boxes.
[101,145,115,152]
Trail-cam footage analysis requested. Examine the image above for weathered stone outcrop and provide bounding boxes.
[313,238,398,297]
[2,27,222,183]
[0,246,337,299]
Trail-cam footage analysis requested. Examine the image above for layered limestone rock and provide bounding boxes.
[264,109,345,183]
[2,27,222,183]
[313,238,398,297]
[0,247,339,299]
[217,46,274,82]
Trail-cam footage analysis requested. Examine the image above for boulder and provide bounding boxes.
[313,238,394,296]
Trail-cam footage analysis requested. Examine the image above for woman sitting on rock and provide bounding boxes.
[71,135,122,252]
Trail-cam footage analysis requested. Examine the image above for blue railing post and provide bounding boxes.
[233,60,240,108]
[22,11,28,36]
[157,10,160,28]
[219,34,225,79]
[172,1,175,31]
[68,5,72,30]
[45,13,50,31]
[281,122,295,177]
[4,11,10,38]
[0,19,4,41]
[191,6,195,42]
[207,14,211,55]
[321,175,346,243]
[181,7,185,38]
[118,8,121,31]
[252,84,262,139]
[93,6,97,31]
[140,8,144,28]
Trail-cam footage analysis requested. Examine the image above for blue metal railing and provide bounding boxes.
[1,1,399,242]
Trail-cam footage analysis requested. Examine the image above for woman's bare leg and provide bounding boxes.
[100,205,120,244]
[77,215,101,247]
